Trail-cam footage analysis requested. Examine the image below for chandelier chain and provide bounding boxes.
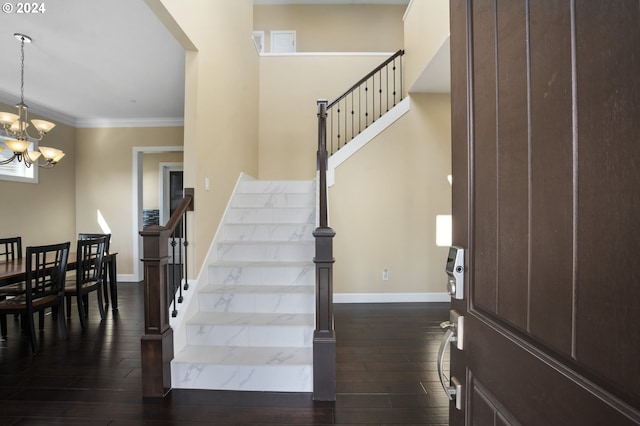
[20,36,25,105]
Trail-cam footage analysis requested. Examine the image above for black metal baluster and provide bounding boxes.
[336,103,341,150]
[365,80,369,127]
[373,73,376,121]
[358,85,362,135]
[177,218,184,303]
[350,90,354,143]
[170,231,178,317]
[386,64,390,112]
[183,210,189,290]
[379,70,382,118]
[393,58,397,106]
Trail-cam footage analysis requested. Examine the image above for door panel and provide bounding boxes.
[495,0,529,330]
[573,0,640,400]
[470,0,499,314]
[528,0,574,356]
[449,0,640,423]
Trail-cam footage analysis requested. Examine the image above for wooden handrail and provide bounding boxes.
[327,49,404,109]
[165,189,194,231]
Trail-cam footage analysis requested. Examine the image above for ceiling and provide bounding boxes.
[0,0,414,129]
[0,0,183,128]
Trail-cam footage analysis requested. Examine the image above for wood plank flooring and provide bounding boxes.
[0,283,450,425]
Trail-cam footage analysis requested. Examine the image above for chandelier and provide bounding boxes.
[0,33,64,168]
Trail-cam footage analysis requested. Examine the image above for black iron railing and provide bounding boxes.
[326,50,405,155]
[139,187,194,397]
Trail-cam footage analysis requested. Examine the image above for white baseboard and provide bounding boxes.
[117,274,139,283]
[334,292,451,303]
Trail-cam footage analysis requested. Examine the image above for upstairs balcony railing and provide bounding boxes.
[326,49,405,155]
[139,188,194,398]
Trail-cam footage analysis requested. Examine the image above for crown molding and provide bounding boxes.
[0,89,76,127]
[74,117,184,128]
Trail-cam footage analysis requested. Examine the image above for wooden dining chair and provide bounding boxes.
[0,241,70,353]
[64,236,107,329]
[0,237,26,319]
[78,233,111,303]
[0,236,22,261]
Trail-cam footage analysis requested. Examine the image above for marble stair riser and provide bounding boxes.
[208,264,315,286]
[198,289,314,314]
[216,242,314,262]
[185,324,313,348]
[227,208,314,224]
[171,361,313,392]
[232,193,315,209]
[220,224,315,242]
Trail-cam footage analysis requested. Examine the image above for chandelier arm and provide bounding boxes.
[0,153,18,165]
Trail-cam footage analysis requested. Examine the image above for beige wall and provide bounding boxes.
[142,152,183,210]
[403,0,450,91]
[150,0,260,276]
[330,93,451,295]
[75,126,183,276]
[258,54,392,180]
[0,102,76,250]
[254,4,405,53]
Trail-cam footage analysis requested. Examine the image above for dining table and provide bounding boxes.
[0,251,119,310]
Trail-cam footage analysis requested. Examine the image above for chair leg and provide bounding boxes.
[97,284,105,320]
[38,310,45,331]
[57,302,68,340]
[65,295,71,318]
[0,314,7,337]
[77,294,87,329]
[27,313,38,353]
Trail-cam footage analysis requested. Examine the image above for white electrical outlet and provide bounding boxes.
[383,268,389,280]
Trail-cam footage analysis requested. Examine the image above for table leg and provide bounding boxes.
[108,255,118,310]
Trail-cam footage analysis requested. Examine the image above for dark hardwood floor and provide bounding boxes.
[0,283,450,425]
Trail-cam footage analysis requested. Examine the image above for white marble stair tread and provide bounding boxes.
[188,311,314,327]
[174,344,313,365]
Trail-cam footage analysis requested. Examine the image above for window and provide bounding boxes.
[0,136,38,183]
[270,30,296,53]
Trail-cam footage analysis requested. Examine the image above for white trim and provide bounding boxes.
[261,51,395,57]
[334,292,451,303]
[76,117,184,128]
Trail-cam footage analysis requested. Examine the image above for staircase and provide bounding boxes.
[171,178,316,392]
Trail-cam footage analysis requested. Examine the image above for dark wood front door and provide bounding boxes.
[448,0,640,424]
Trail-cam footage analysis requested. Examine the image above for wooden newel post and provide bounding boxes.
[314,99,337,401]
[139,225,174,398]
